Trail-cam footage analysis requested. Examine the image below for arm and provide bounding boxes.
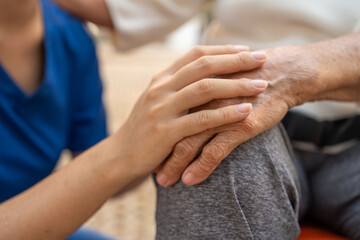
[55,0,207,51]
[156,33,360,186]
[73,151,148,196]
[53,0,113,27]
[0,46,267,239]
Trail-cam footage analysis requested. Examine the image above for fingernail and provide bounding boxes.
[234,45,249,52]
[251,51,267,60]
[251,79,268,89]
[156,172,169,186]
[183,172,195,185]
[236,103,252,113]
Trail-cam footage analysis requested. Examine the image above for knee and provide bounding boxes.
[337,203,360,239]
[156,125,301,240]
[224,124,300,205]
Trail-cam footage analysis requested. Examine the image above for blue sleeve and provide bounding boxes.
[66,27,108,152]
[67,227,117,240]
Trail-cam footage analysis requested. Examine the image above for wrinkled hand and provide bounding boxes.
[156,45,320,186]
[115,45,268,178]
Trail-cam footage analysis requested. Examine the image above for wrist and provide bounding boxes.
[79,133,139,195]
[265,45,321,109]
[307,33,360,101]
[277,34,360,108]
[106,128,148,185]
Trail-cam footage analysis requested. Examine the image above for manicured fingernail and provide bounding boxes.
[183,172,194,185]
[251,51,267,60]
[251,79,268,89]
[236,103,252,113]
[234,45,249,52]
[156,172,169,186]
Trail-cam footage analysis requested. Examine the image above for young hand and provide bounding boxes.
[113,45,268,179]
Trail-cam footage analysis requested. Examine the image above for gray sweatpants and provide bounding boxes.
[155,124,360,240]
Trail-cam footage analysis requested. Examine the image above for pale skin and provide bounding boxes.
[53,0,360,187]
[0,0,269,239]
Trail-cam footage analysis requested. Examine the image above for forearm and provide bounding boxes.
[0,46,266,237]
[114,175,149,197]
[0,135,132,239]
[301,32,360,103]
[54,0,113,27]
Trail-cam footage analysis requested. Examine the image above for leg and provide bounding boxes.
[155,125,301,240]
[309,143,360,239]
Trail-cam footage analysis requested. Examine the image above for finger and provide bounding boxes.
[156,132,214,187]
[181,132,241,185]
[171,78,267,114]
[173,103,252,139]
[170,51,267,90]
[164,45,249,75]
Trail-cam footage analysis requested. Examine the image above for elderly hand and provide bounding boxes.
[156,44,323,186]
[116,45,270,177]
[0,45,270,240]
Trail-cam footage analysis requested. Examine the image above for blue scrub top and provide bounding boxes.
[0,0,107,203]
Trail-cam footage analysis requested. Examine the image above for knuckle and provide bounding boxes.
[145,88,158,101]
[196,162,213,175]
[164,159,183,175]
[196,111,212,128]
[195,79,215,94]
[235,53,247,66]
[148,103,165,119]
[237,119,257,137]
[234,80,250,94]
[226,131,243,142]
[146,83,165,100]
[150,77,157,85]
[246,120,258,135]
[196,56,214,72]
[236,78,249,88]
[197,157,215,174]
[153,122,168,136]
[190,45,206,59]
[202,145,226,166]
[150,72,163,84]
[173,138,196,159]
[220,107,234,121]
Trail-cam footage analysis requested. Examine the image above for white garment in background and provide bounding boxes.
[105,0,360,50]
[105,0,360,124]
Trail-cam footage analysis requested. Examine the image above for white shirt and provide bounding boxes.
[105,0,360,50]
[105,0,360,121]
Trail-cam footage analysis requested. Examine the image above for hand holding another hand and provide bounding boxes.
[156,44,323,186]
[114,45,268,179]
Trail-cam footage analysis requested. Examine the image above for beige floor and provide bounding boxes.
[59,40,184,240]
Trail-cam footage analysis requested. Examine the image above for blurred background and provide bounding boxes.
[57,15,203,240]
